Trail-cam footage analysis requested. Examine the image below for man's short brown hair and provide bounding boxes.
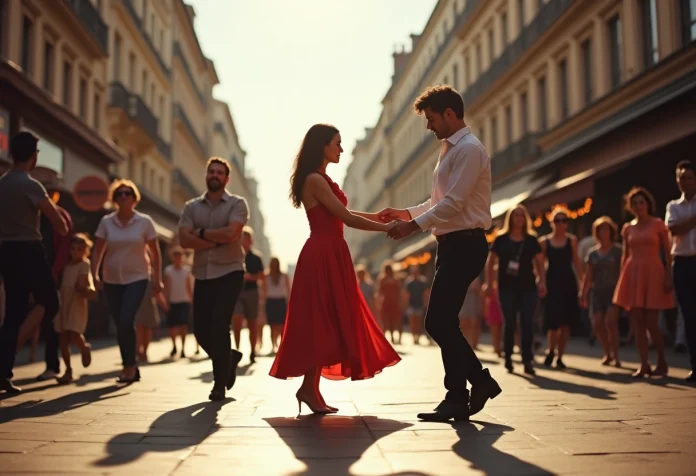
[413,85,464,119]
[207,157,230,176]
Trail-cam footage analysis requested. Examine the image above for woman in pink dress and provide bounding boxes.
[269,124,400,414]
[613,187,675,378]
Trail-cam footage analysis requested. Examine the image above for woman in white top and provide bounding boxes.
[91,180,163,383]
[262,257,291,353]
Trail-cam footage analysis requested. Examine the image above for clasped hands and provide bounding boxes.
[377,208,420,240]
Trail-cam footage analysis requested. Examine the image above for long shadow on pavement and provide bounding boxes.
[264,415,412,476]
[0,384,127,422]
[189,363,254,384]
[513,373,618,400]
[453,421,554,475]
[94,399,232,467]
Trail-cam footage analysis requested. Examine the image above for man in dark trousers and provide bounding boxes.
[0,132,68,393]
[379,86,501,422]
[35,192,73,381]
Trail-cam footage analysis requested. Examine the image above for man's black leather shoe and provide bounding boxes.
[226,349,243,390]
[0,379,21,394]
[469,369,501,416]
[209,385,226,401]
[417,400,469,422]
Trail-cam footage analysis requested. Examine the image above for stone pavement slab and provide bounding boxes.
[1,332,695,475]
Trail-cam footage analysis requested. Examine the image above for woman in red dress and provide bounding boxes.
[269,124,401,414]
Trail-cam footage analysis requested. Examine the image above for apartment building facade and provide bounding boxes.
[346,0,696,274]
[0,0,123,227]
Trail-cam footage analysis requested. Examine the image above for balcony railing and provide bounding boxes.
[156,136,171,161]
[122,0,171,77]
[172,168,200,198]
[109,82,159,144]
[490,133,540,178]
[173,42,207,108]
[64,0,108,54]
[463,0,575,108]
[174,103,207,156]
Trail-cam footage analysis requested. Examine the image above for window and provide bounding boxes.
[114,33,122,81]
[518,0,525,30]
[608,15,623,89]
[491,116,498,153]
[150,83,155,107]
[159,176,164,196]
[79,78,87,120]
[443,75,449,85]
[21,15,33,75]
[538,76,547,132]
[24,128,64,173]
[642,0,659,67]
[501,12,509,47]
[520,92,528,134]
[559,58,568,120]
[159,30,164,51]
[476,41,482,75]
[142,0,148,23]
[63,61,72,108]
[452,63,459,92]
[582,39,593,105]
[129,53,136,88]
[681,0,696,43]
[43,41,54,93]
[140,162,147,186]
[488,27,495,63]
[159,95,164,119]
[151,14,155,34]
[142,70,148,99]
[464,55,470,87]
[150,169,155,190]
[93,93,101,130]
[505,105,512,145]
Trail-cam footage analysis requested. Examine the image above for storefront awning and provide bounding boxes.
[490,172,553,219]
[154,221,175,242]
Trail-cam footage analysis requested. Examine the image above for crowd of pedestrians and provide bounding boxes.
[0,129,695,399]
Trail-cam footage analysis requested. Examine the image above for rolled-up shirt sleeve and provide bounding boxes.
[413,145,483,231]
[665,201,679,227]
[407,199,432,220]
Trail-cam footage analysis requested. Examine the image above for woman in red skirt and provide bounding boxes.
[269,124,401,414]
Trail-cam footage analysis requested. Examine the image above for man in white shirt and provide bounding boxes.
[665,160,696,382]
[380,85,501,422]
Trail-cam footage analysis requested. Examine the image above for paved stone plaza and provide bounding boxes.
[1,333,694,475]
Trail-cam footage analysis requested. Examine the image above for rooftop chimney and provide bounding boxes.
[392,45,412,81]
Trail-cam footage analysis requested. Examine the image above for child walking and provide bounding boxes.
[55,234,96,384]
[163,246,193,358]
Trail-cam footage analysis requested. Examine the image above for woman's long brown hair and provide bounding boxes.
[289,124,339,208]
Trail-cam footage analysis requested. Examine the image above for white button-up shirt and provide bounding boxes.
[95,211,158,284]
[665,194,696,257]
[407,127,492,235]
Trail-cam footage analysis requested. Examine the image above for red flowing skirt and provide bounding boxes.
[269,235,400,380]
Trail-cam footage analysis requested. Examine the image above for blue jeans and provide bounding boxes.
[499,290,538,363]
[104,280,148,367]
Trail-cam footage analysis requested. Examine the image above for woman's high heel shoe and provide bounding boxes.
[296,392,331,415]
[632,365,652,379]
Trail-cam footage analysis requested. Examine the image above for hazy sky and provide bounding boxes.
[188,0,437,266]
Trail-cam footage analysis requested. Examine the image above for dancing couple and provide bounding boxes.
[179,85,501,421]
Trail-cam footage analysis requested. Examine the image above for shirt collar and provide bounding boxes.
[202,190,231,204]
[111,211,139,228]
[680,193,696,204]
[446,126,471,146]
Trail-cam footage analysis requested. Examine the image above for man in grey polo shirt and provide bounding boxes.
[0,131,68,394]
[179,157,248,401]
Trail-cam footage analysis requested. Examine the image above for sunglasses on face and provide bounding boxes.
[114,190,134,198]
[554,217,568,224]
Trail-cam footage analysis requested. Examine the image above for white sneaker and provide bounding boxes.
[36,370,58,381]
